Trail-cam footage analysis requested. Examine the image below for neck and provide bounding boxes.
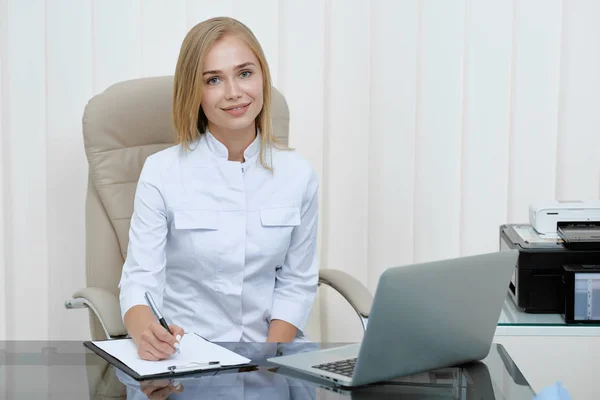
[208,123,256,162]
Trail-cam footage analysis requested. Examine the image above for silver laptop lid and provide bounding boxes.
[351,250,518,386]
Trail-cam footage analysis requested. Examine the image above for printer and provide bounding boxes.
[500,200,600,313]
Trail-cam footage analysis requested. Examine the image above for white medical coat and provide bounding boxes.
[118,132,319,342]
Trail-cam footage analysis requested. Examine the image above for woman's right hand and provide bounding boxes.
[124,305,185,361]
[136,322,185,361]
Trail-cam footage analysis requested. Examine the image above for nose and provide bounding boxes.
[225,78,242,100]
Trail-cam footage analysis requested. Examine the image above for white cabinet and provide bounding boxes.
[494,296,600,399]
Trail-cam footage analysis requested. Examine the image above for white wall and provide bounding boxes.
[1,0,600,344]
[0,0,6,342]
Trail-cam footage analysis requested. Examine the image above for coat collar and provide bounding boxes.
[185,131,261,167]
[204,130,261,161]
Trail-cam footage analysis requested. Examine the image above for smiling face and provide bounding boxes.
[200,35,264,137]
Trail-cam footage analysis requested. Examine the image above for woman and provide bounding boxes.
[119,17,319,361]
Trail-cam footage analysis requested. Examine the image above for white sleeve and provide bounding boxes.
[118,157,168,320]
[270,170,319,332]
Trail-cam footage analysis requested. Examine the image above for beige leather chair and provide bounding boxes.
[65,76,373,342]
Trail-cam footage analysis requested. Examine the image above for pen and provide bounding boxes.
[144,291,180,354]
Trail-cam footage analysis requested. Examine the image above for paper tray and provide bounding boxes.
[557,222,600,250]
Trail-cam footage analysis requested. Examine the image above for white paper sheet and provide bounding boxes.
[92,333,251,376]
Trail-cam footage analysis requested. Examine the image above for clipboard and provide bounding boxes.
[84,333,256,381]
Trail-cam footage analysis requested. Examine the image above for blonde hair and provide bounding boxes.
[172,17,286,170]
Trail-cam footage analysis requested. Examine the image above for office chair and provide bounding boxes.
[65,76,373,342]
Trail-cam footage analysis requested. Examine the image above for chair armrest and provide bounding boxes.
[65,287,127,338]
[318,269,373,318]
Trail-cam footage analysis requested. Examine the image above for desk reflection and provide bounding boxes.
[113,342,500,400]
[115,342,317,400]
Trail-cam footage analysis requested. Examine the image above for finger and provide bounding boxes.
[141,380,170,392]
[138,347,160,361]
[152,337,177,357]
[141,347,163,361]
[142,340,172,360]
[140,331,173,358]
[151,385,176,400]
[169,324,185,341]
[169,325,184,353]
[149,343,172,360]
[173,382,184,392]
[147,325,177,355]
[150,323,178,348]
[141,380,168,396]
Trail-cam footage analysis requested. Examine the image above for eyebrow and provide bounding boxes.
[203,62,256,76]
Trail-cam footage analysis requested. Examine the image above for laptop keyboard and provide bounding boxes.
[312,358,357,377]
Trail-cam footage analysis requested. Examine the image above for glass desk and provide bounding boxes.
[0,341,534,399]
[497,294,600,336]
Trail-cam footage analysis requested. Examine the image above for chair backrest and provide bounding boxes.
[82,76,314,340]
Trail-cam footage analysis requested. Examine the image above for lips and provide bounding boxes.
[222,102,251,117]
[222,103,250,111]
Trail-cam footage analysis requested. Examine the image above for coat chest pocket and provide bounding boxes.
[256,206,301,254]
[173,209,222,257]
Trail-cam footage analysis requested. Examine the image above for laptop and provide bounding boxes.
[267,250,518,388]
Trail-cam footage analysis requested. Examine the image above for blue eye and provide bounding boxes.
[240,70,252,78]
[207,77,221,85]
